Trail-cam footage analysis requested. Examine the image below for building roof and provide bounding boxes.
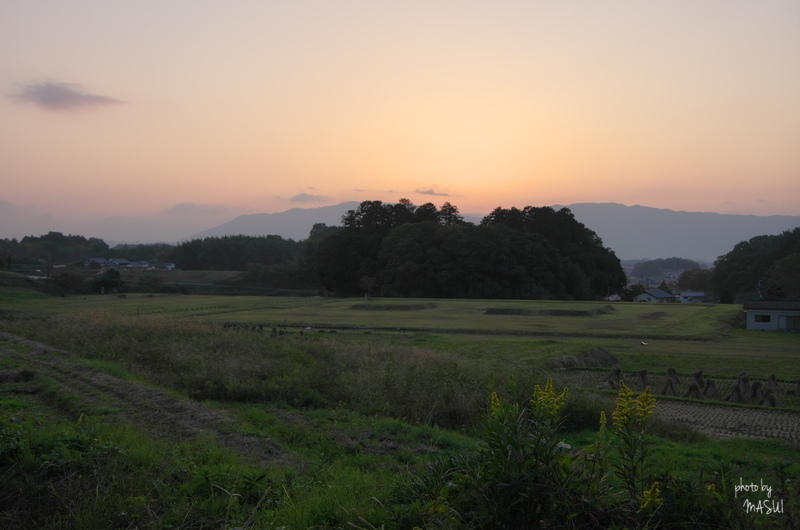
[743,300,800,311]
[641,289,673,299]
[685,295,715,303]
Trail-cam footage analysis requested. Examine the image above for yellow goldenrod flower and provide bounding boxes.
[641,481,663,510]
[531,378,568,420]
[613,382,656,430]
[635,387,656,422]
[490,391,501,414]
[612,381,636,430]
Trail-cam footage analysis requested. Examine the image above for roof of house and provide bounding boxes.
[684,295,715,303]
[743,300,800,311]
[640,289,673,299]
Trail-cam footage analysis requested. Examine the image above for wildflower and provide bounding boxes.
[612,381,636,430]
[635,387,656,422]
[490,391,501,414]
[531,378,568,420]
[613,382,656,430]
[640,481,663,510]
[598,410,607,437]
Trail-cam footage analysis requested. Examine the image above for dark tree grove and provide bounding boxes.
[676,268,714,293]
[480,205,627,299]
[1,232,109,265]
[316,200,626,300]
[2,200,630,300]
[110,243,174,263]
[631,257,703,278]
[713,227,800,301]
[170,235,299,271]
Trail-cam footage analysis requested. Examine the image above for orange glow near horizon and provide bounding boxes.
[1,1,799,241]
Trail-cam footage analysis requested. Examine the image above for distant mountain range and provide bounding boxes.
[190,202,362,241]
[189,202,800,263]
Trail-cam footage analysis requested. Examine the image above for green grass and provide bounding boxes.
[1,292,740,336]
[1,289,798,527]
[74,358,133,379]
[0,287,52,304]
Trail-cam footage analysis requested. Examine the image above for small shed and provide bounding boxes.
[743,300,800,331]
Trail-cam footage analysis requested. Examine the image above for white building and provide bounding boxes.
[743,301,800,331]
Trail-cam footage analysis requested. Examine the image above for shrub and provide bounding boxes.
[398,380,779,529]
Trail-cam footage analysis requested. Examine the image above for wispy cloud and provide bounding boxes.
[10,81,122,111]
[165,203,237,215]
[416,189,449,197]
[290,193,330,203]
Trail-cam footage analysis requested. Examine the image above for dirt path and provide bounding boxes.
[0,332,288,468]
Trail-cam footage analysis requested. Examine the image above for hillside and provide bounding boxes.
[559,203,800,263]
[190,202,799,262]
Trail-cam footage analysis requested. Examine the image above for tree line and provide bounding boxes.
[0,232,110,267]
[712,227,800,301]
[314,200,626,299]
[631,257,703,279]
[3,205,797,302]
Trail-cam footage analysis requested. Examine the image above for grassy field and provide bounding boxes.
[1,286,798,528]
[3,291,796,381]
[0,293,737,336]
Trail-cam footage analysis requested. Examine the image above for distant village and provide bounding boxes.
[83,257,175,271]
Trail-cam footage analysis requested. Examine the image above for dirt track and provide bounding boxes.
[0,332,288,468]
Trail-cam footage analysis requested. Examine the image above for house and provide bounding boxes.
[676,291,714,304]
[108,258,132,268]
[84,257,108,268]
[633,289,675,303]
[743,300,800,331]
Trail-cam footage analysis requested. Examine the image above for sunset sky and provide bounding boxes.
[2,1,799,243]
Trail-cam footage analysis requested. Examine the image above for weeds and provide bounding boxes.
[0,312,532,428]
[1,307,798,528]
[402,380,798,529]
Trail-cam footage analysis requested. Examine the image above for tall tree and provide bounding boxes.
[765,252,800,300]
[676,268,713,293]
[481,206,626,298]
[713,228,800,300]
